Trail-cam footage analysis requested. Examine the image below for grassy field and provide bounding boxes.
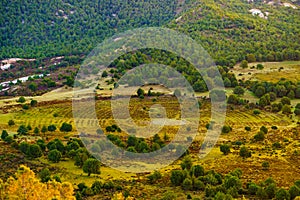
[1,94,299,187]
[0,61,300,199]
[232,61,300,83]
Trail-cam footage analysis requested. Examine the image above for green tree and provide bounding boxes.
[48,149,62,163]
[262,161,270,170]
[294,108,300,115]
[181,156,192,170]
[170,170,185,186]
[289,185,300,200]
[83,158,101,176]
[137,88,145,97]
[28,83,37,91]
[255,86,266,97]
[247,54,256,63]
[8,119,15,126]
[280,97,291,105]
[260,126,268,134]
[192,165,205,177]
[1,130,8,140]
[239,146,251,158]
[39,168,51,183]
[60,122,72,132]
[240,60,248,69]
[256,63,264,70]
[182,178,193,190]
[265,183,277,199]
[30,99,38,107]
[17,125,28,135]
[282,105,291,114]
[17,96,26,103]
[47,124,57,132]
[28,144,43,158]
[147,171,162,184]
[222,125,232,134]
[34,127,40,135]
[275,188,290,200]
[233,86,245,96]
[254,131,265,142]
[4,135,13,143]
[220,144,230,155]
[224,175,242,190]
[101,71,108,77]
[127,135,137,147]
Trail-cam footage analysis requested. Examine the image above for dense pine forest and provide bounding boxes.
[0,0,299,65]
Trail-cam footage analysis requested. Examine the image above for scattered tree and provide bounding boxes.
[220,144,231,155]
[48,149,62,163]
[83,158,101,176]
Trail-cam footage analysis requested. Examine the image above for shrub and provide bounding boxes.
[17,96,26,103]
[83,158,101,176]
[281,97,291,105]
[215,192,233,200]
[8,120,15,126]
[248,183,259,195]
[192,165,205,177]
[275,188,290,200]
[22,104,29,110]
[34,127,40,135]
[227,94,239,105]
[1,130,8,140]
[30,100,38,107]
[181,156,192,170]
[254,131,265,142]
[233,86,245,96]
[262,161,270,170]
[294,108,300,116]
[48,149,62,163]
[265,183,277,199]
[182,178,193,190]
[289,185,300,200]
[170,170,185,186]
[272,142,281,149]
[194,179,205,191]
[220,144,230,155]
[91,180,102,194]
[253,109,261,115]
[260,126,268,133]
[17,125,28,135]
[27,144,42,158]
[245,126,251,131]
[256,63,264,70]
[161,191,177,200]
[222,125,232,134]
[224,175,242,189]
[47,124,57,132]
[60,122,72,132]
[256,187,268,199]
[240,60,248,69]
[239,146,251,158]
[147,171,162,183]
[39,168,51,183]
[282,105,291,114]
[4,136,13,143]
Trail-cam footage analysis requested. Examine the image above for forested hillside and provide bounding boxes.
[168,0,300,66]
[0,0,193,58]
[0,0,299,66]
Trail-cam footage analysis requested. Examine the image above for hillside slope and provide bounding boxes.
[0,0,299,66]
[168,0,300,66]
